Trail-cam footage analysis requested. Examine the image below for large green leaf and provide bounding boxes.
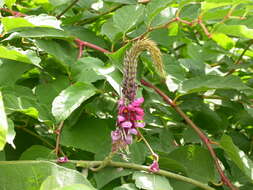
[0,46,33,64]
[220,135,253,182]
[133,171,173,190]
[0,91,8,151]
[7,27,70,39]
[0,161,95,190]
[214,24,253,39]
[52,82,96,122]
[35,39,77,65]
[180,75,251,94]
[2,15,61,32]
[113,4,145,33]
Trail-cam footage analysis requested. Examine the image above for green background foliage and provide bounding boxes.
[1,0,253,189]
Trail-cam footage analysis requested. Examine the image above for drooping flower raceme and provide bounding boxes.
[111,39,163,171]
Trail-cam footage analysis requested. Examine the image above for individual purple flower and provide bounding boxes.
[121,121,132,128]
[111,129,122,142]
[149,160,159,172]
[57,156,69,163]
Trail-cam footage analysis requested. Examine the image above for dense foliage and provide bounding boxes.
[1,0,253,189]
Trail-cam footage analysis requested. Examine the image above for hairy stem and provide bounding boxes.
[140,79,237,190]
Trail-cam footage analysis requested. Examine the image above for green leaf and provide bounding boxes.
[19,145,56,160]
[61,117,111,153]
[35,75,70,112]
[220,135,253,181]
[2,15,61,32]
[71,57,105,83]
[4,0,16,9]
[0,46,33,64]
[214,24,253,39]
[168,145,215,182]
[52,82,96,122]
[0,59,32,86]
[101,19,122,42]
[113,4,145,33]
[145,0,173,27]
[94,168,132,188]
[133,171,173,190]
[0,91,8,151]
[180,75,251,94]
[0,161,95,190]
[35,39,77,65]
[212,32,235,49]
[7,27,70,39]
[113,183,138,190]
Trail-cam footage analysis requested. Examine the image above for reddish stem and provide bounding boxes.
[75,38,111,58]
[0,8,26,17]
[141,79,237,190]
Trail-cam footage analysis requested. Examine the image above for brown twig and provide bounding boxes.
[55,121,64,156]
[198,16,212,38]
[74,38,111,58]
[56,0,80,19]
[0,8,26,17]
[140,79,237,190]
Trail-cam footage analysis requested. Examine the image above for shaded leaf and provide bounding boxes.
[61,117,111,153]
[220,135,253,181]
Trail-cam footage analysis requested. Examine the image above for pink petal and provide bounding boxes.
[132,97,144,107]
[128,128,138,135]
[57,156,69,163]
[120,121,132,128]
[135,122,145,128]
[117,115,125,123]
[111,130,121,141]
[135,115,144,120]
[134,107,144,116]
[149,160,159,172]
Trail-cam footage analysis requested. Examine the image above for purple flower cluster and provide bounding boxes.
[111,97,145,151]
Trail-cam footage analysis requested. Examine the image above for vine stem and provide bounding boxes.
[56,0,80,19]
[140,79,237,190]
[0,160,215,190]
[69,160,214,190]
